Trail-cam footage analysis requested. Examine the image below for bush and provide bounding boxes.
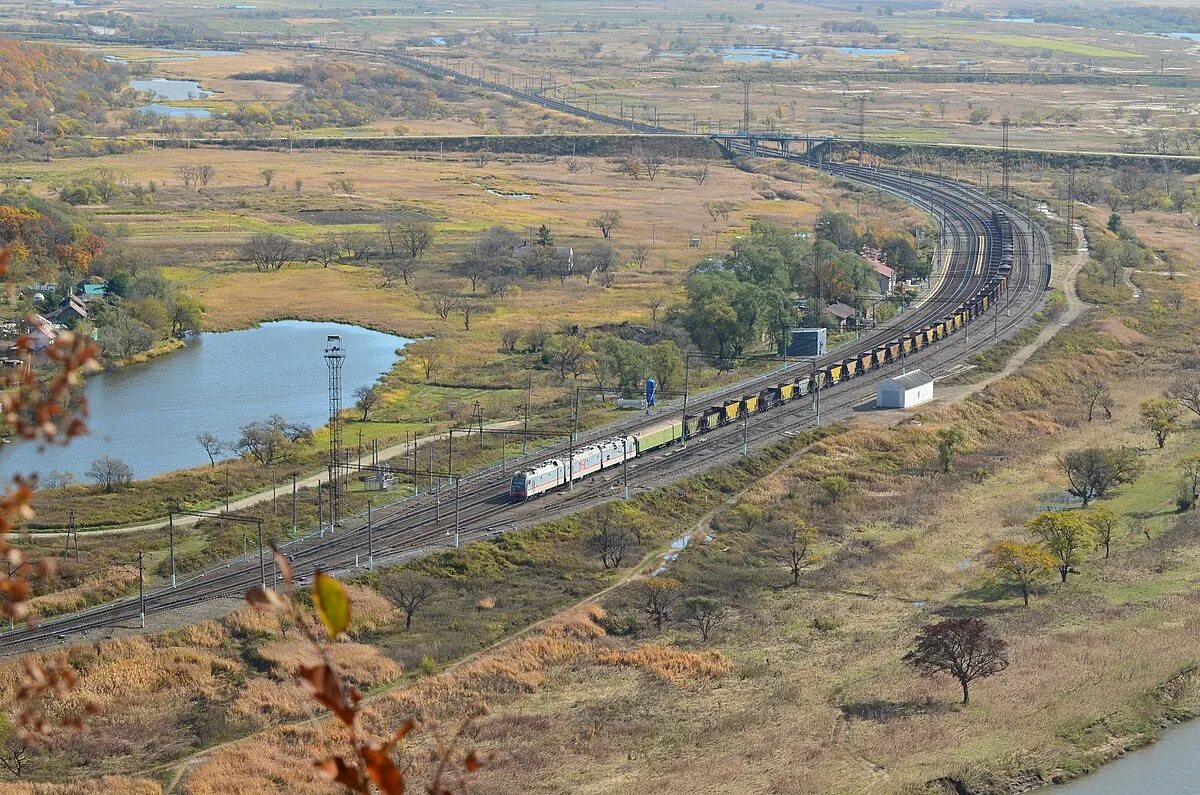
[812,615,840,632]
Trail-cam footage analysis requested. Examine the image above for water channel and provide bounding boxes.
[1049,720,1200,793]
[0,321,410,481]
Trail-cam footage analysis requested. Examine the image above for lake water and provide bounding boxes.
[719,46,801,62]
[836,46,905,56]
[131,78,211,101]
[1050,719,1200,793]
[135,104,212,118]
[1168,32,1200,42]
[989,17,1037,23]
[0,321,410,481]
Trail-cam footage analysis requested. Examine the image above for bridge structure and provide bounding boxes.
[390,52,838,162]
[709,132,835,160]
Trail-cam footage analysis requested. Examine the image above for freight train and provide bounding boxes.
[509,216,1015,500]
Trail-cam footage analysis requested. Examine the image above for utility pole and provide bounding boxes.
[138,551,145,629]
[1066,162,1076,230]
[857,93,867,156]
[680,355,691,448]
[291,475,297,537]
[622,437,630,500]
[742,76,751,134]
[815,373,822,427]
[168,512,176,588]
[453,477,461,548]
[742,408,749,456]
[224,471,230,513]
[367,500,374,569]
[256,520,265,586]
[569,389,579,492]
[317,479,324,538]
[1001,116,1011,200]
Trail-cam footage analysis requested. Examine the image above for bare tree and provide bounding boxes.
[1169,372,1200,417]
[85,455,133,493]
[642,151,665,181]
[564,157,584,173]
[639,577,680,632]
[682,596,725,642]
[384,221,437,262]
[689,163,711,185]
[776,519,817,586]
[379,571,436,629]
[260,168,278,187]
[381,259,418,287]
[340,232,378,263]
[524,325,550,352]
[175,165,199,189]
[704,200,734,223]
[593,517,635,568]
[646,295,665,323]
[242,233,300,272]
[498,327,522,353]
[197,432,225,468]
[1059,447,1141,506]
[354,385,381,421]
[459,298,484,331]
[903,618,1009,705]
[431,292,459,320]
[196,164,216,187]
[235,418,288,466]
[1078,377,1112,422]
[631,244,650,269]
[589,210,622,238]
[412,348,444,381]
[306,237,341,269]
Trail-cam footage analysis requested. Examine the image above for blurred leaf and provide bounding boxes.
[313,570,350,638]
[271,545,293,590]
[245,585,288,613]
[315,756,368,792]
[363,744,406,794]
[298,663,354,725]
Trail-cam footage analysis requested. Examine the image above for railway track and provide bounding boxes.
[0,161,1047,655]
[0,49,1051,654]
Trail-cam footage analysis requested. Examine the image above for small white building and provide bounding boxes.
[877,370,934,409]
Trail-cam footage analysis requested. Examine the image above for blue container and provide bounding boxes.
[645,378,657,407]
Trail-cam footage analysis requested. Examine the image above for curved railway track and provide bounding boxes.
[0,49,1052,654]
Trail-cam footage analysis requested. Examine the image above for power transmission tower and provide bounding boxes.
[324,335,346,527]
[1001,116,1011,200]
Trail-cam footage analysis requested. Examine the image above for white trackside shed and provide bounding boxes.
[877,370,934,409]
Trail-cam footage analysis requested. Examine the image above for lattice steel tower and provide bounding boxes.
[324,335,346,526]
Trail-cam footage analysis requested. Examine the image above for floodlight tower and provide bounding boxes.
[324,335,346,527]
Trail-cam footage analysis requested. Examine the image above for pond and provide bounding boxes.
[131,78,211,101]
[1048,719,1200,794]
[836,46,905,56]
[719,46,801,62]
[135,104,212,118]
[0,321,410,481]
[1168,32,1200,42]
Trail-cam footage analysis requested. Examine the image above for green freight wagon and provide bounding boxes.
[634,419,684,455]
